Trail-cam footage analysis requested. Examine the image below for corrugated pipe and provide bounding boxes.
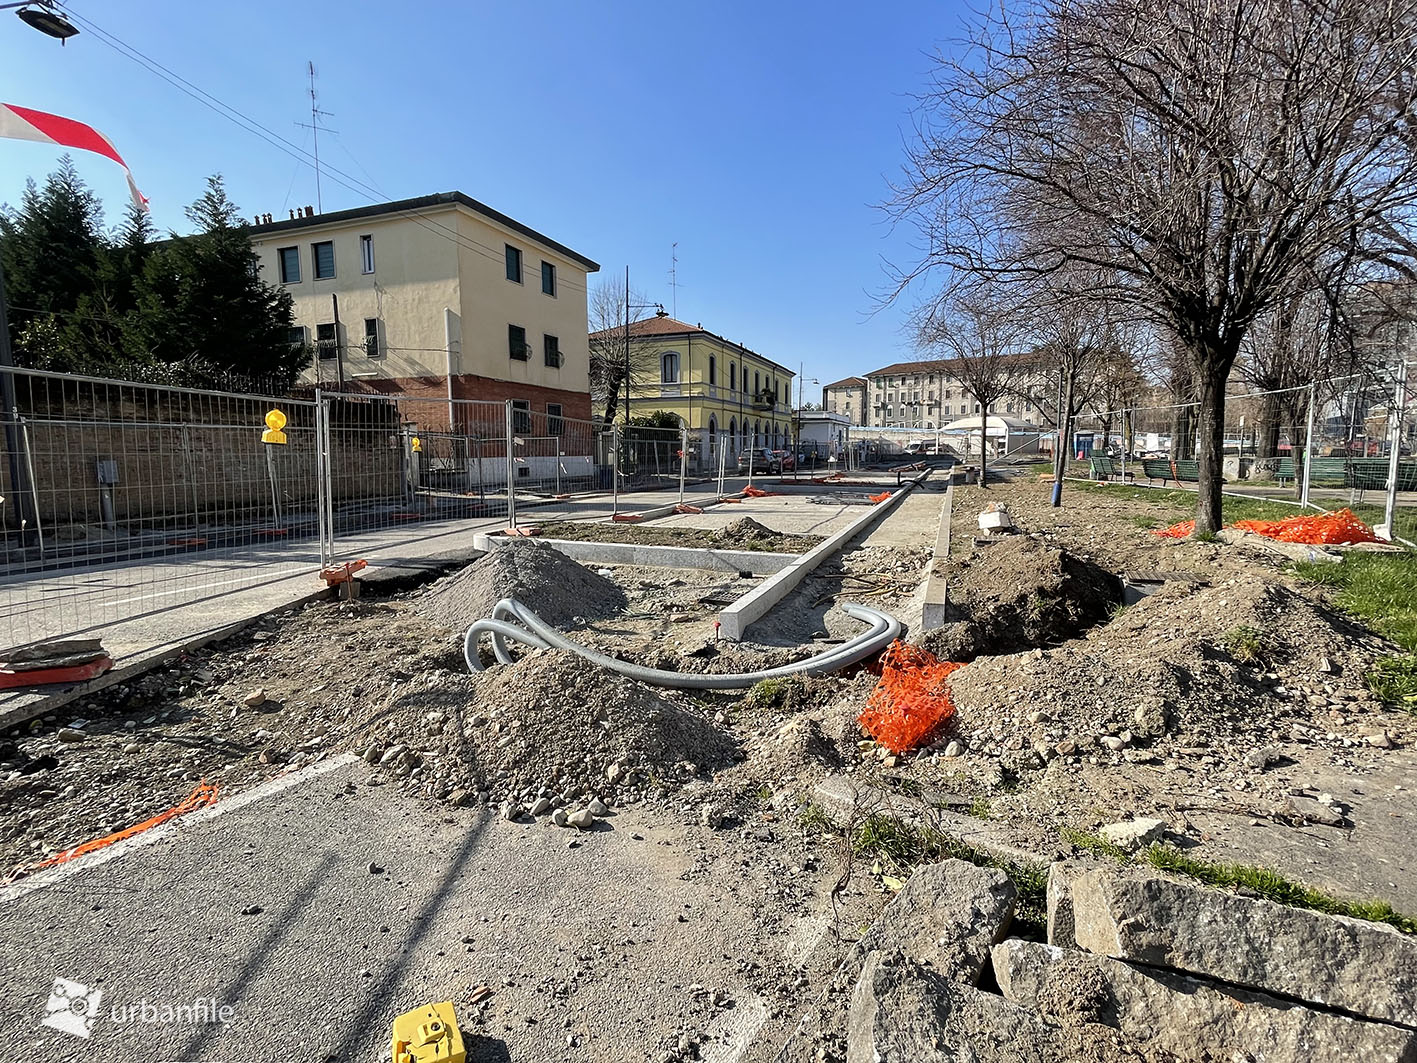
[463,598,900,690]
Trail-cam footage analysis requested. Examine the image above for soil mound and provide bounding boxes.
[415,541,626,631]
[715,517,786,547]
[916,536,1121,661]
[355,649,738,808]
[946,576,1387,769]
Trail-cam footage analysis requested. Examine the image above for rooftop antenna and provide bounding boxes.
[668,241,680,318]
[296,61,336,213]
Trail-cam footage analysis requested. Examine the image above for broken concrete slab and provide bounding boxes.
[993,938,1417,1063]
[1071,868,1417,1027]
[840,859,1016,989]
[846,952,1153,1063]
[1097,817,1167,852]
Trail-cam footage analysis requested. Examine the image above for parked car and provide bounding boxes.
[772,449,796,471]
[736,448,781,474]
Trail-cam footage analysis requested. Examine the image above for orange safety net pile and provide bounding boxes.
[1232,507,1380,545]
[868,491,892,504]
[1153,520,1196,539]
[1151,507,1380,545]
[742,485,781,498]
[858,641,964,755]
[19,781,220,876]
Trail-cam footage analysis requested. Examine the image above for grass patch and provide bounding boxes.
[1146,845,1417,934]
[1367,654,1417,710]
[967,798,992,820]
[796,801,834,835]
[1060,827,1417,935]
[740,676,803,714]
[1220,624,1264,662]
[1070,481,1314,525]
[1293,552,1417,709]
[852,814,1047,933]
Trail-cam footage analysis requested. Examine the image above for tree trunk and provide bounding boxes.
[979,405,990,487]
[600,377,623,426]
[1195,359,1229,535]
[1053,378,1075,503]
[1173,404,1197,460]
[1100,411,1114,449]
[1256,393,1282,458]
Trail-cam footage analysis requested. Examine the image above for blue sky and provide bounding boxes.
[1,1,965,397]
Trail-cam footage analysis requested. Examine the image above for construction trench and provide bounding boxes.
[0,471,1415,1061]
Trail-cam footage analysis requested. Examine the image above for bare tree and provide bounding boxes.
[886,0,1417,532]
[588,276,659,426]
[921,293,1025,485]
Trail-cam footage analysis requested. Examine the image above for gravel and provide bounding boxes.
[415,541,627,632]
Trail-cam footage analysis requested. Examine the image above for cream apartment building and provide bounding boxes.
[249,192,599,430]
[862,358,1047,428]
[822,376,867,425]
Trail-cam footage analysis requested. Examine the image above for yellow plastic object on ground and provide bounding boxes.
[391,1001,465,1063]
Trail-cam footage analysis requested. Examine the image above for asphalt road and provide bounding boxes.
[0,755,836,1063]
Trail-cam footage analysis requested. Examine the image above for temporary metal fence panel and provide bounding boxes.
[0,367,323,648]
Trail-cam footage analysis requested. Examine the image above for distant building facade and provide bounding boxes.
[822,376,867,425]
[592,314,795,458]
[248,192,599,429]
[862,358,1047,429]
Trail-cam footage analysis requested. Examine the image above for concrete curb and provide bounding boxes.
[921,481,955,630]
[470,533,799,576]
[814,774,1050,873]
[715,472,929,641]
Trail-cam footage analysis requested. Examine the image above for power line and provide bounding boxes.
[52,3,593,295]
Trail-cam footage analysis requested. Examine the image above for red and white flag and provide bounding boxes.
[0,103,147,211]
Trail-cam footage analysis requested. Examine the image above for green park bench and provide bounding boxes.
[1140,458,1204,486]
[1087,456,1133,481]
[1274,457,1296,484]
[1141,458,1175,485]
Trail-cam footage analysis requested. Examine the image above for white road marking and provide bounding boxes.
[0,753,360,903]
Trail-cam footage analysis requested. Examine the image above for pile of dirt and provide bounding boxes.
[714,517,790,548]
[351,649,739,810]
[944,575,1396,776]
[917,535,1122,661]
[415,541,626,631]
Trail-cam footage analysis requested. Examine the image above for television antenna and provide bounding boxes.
[295,60,337,213]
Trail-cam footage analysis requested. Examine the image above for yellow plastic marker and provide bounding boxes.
[391,1001,465,1063]
[261,408,288,445]
[411,435,423,453]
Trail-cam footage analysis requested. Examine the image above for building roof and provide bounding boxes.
[866,354,1041,378]
[822,376,866,390]
[246,191,600,272]
[941,414,1041,433]
[592,314,793,376]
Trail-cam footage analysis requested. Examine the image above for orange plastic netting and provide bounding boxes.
[868,491,892,504]
[858,641,963,754]
[742,486,774,497]
[1151,507,1379,545]
[1154,519,1196,539]
[19,781,220,876]
[1232,508,1380,545]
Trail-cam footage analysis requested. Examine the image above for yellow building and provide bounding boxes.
[599,314,795,460]
[248,192,599,428]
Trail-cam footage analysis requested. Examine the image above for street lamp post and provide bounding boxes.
[0,1,80,541]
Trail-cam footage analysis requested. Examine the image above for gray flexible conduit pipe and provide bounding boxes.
[463,598,901,690]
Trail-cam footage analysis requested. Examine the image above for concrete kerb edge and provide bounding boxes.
[921,481,954,630]
[715,472,930,641]
[469,533,799,576]
[0,585,334,734]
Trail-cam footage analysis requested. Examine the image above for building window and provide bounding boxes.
[541,261,556,296]
[278,246,301,284]
[359,234,375,274]
[505,244,522,283]
[730,363,736,390]
[543,334,562,369]
[316,322,338,359]
[312,240,335,280]
[754,371,760,396]
[709,356,717,386]
[508,324,529,360]
[511,399,531,434]
[547,402,564,435]
[661,351,680,383]
[363,318,380,358]
[286,325,307,349]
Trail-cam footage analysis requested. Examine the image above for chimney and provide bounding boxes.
[289,209,296,220]
[305,205,314,217]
